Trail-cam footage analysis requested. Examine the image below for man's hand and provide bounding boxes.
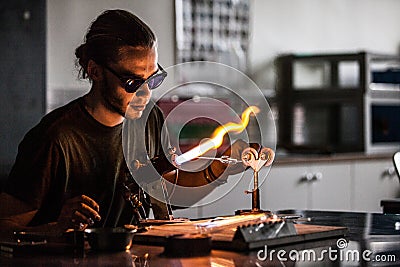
[57,195,101,231]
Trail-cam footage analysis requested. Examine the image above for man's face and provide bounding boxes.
[100,46,158,120]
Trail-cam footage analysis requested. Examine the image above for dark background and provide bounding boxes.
[0,1,46,189]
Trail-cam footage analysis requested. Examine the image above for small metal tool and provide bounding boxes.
[195,155,242,164]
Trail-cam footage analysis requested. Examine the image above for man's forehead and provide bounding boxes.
[113,46,158,76]
[118,46,156,58]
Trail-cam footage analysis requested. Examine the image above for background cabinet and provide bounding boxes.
[308,162,352,210]
[262,164,309,211]
[262,162,352,212]
[263,157,398,213]
[353,159,400,212]
[276,52,400,154]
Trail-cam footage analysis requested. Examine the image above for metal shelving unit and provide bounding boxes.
[276,51,400,154]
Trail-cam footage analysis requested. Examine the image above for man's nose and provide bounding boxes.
[135,83,151,97]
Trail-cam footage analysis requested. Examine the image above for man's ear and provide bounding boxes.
[87,60,103,81]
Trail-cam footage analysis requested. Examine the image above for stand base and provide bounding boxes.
[235,209,271,216]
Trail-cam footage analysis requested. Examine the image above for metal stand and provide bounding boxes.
[249,170,260,211]
[238,147,275,214]
[122,183,146,223]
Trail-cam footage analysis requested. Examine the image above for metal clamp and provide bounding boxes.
[241,147,275,172]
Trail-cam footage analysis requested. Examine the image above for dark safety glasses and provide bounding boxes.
[104,63,167,93]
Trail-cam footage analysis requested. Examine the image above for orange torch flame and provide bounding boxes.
[174,106,260,165]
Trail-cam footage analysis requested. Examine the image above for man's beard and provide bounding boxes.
[100,75,127,117]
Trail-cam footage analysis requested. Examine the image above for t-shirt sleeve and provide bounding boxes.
[4,126,64,210]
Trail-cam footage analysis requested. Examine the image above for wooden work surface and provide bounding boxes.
[6,210,395,266]
[134,214,348,251]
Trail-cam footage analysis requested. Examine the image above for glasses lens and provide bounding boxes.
[124,79,142,93]
[123,69,166,92]
[147,74,166,89]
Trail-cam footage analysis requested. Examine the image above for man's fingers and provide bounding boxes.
[63,195,101,224]
[78,203,101,222]
[70,211,89,230]
[72,210,94,226]
[81,195,100,212]
[66,195,99,212]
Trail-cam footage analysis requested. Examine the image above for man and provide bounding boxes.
[0,9,246,238]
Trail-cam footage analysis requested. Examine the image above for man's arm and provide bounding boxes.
[0,192,36,218]
[0,192,41,239]
[0,192,101,239]
[163,139,248,187]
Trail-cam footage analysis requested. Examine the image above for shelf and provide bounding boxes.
[276,51,400,154]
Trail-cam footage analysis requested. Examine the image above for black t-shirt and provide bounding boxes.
[4,97,169,227]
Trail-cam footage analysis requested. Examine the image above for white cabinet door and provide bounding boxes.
[263,162,352,212]
[261,164,310,212]
[309,162,352,211]
[353,159,400,212]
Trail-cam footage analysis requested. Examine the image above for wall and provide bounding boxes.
[0,1,46,182]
